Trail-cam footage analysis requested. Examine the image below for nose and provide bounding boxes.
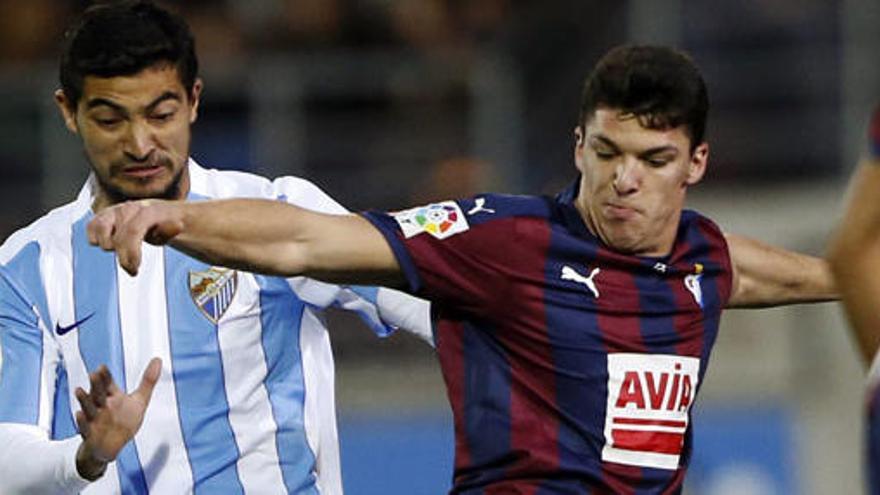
[124,121,155,162]
[613,156,641,195]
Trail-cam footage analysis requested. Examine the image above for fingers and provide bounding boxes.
[132,358,162,405]
[75,410,90,438]
[87,200,170,276]
[75,386,97,421]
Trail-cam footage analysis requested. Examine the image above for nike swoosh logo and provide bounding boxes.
[55,313,95,336]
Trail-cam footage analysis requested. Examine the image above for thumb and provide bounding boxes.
[133,358,162,404]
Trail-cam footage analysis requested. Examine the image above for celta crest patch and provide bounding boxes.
[189,267,238,324]
[392,201,470,240]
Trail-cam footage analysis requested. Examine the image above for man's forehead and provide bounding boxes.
[585,108,691,150]
[80,65,186,109]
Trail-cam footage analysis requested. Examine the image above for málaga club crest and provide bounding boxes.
[189,267,238,324]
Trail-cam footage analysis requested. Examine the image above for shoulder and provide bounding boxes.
[450,193,551,226]
[680,209,727,249]
[189,163,347,214]
[0,200,86,266]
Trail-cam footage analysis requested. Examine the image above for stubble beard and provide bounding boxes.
[91,154,187,205]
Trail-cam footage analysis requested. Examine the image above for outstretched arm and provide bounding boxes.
[87,199,404,287]
[827,107,880,364]
[726,233,836,308]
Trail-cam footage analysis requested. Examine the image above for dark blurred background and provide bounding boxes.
[1,1,878,493]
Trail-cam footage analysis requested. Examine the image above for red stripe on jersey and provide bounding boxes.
[494,217,560,482]
[437,319,472,472]
[697,219,733,305]
[600,463,640,495]
[595,246,645,492]
[596,246,646,353]
[486,481,539,495]
[612,417,687,428]
[611,429,685,455]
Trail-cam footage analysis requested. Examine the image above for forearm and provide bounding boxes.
[170,199,314,277]
[167,199,402,285]
[0,424,91,494]
[727,234,837,308]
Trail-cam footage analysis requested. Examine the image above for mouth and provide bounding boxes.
[603,202,640,220]
[120,160,168,180]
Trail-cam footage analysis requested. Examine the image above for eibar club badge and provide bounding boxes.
[189,267,238,324]
[684,263,704,309]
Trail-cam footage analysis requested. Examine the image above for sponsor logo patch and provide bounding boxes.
[189,267,238,324]
[602,353,700,470]
[392,201,470,240]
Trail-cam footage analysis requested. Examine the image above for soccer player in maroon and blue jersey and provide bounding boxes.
[829,105,880,494]
[89,45,838,493]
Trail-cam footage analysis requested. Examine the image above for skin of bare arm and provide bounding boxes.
[827,158,880,364]
[725,233,837,309]
[87,198,406,288]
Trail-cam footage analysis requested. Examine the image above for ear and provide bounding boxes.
[188,78,203,124]
[573,126,586,173]
[54,89,79,134]
[685,142,709,185]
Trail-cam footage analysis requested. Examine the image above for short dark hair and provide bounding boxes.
[579,45,709,148]
[59,0,198,109]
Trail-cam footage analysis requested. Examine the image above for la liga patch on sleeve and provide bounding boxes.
[392,201,470,240]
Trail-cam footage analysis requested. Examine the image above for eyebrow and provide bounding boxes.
[589,134,680,157]
[85,91,183,114]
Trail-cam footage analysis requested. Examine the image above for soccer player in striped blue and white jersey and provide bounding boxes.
[0,2,430,494]
[93,45,839,493]
[829,105,880,494]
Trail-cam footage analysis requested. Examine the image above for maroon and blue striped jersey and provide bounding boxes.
[868,356,880,495]
[363,183,733,493]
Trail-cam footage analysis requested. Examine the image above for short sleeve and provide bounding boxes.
[361,199,516,316]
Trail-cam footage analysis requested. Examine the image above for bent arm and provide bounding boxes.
[827,160,880,363]
[91,199,405,287]
[0,424,90,494]
[726,233,837,308]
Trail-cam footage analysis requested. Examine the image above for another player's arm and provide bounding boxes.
[88,199,405,287]
[827,107,880,363]
[725,233,837,308]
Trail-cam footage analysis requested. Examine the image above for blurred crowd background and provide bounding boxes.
[1,1,879,493]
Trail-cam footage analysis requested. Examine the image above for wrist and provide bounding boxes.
[75,442,108,481]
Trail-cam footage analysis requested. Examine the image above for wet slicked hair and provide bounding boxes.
[579,45,709,150]
[59,0,198,108]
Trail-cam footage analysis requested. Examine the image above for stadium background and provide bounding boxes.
[0,1,878,493]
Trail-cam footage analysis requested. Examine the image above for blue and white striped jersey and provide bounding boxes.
[0,160,428,494]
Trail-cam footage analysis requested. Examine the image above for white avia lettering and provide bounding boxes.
[602,353,700,470]
[614,363,693,412]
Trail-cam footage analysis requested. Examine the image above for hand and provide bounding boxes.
[74,358,162,481]
[87,200,185,276]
